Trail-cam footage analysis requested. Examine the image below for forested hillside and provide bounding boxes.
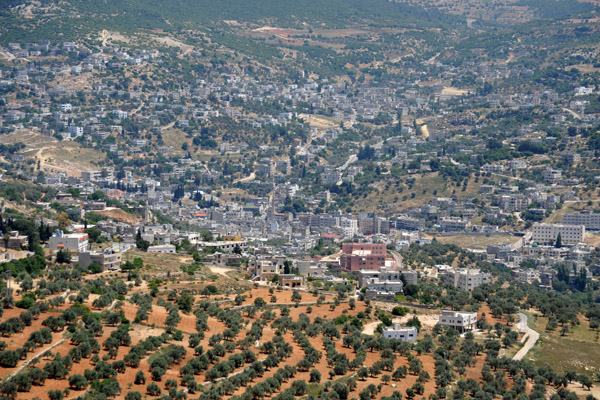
[0,0,461,44]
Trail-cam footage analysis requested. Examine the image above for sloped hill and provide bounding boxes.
[0,0,462,44]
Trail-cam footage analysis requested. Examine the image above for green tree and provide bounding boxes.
[125,391,142,400]
[134,371,145,385]
[578,374,593,390]
[68,374,88,390]
[176,291,194,313]
[146,382,161,396]
[56,250,71,264]
[49,390,64,400]
[309,369,321,383]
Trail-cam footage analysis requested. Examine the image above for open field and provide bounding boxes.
[0,130,104,176]
[432,234,518,250]
[545,199,600,224]
[525,309,600,382]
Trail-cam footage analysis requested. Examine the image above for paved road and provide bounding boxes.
[513,312,539,361]
[388,250,403,269]
[562,107,581,120]
[512,231,531,251]
[338,154,358,171]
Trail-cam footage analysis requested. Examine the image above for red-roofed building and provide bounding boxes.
[194,213,207,220]
[322,233,343,243]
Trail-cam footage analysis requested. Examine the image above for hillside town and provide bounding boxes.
[0,38,597,297]
[0,1,600,398]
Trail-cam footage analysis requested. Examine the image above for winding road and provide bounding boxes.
[388,250,403,269]
[513,312,539,361]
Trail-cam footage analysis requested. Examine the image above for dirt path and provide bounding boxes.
[201,355,269,386]
[107,299,119,311]
[234,172,256,183]
[32,145,94,177]
[207,265,238,277]
[130,102,144,116]
[362,320,380,335]
[4,338,66,380]
[420,124,430,140]
[161,121,176,131]
[503,52,514,64]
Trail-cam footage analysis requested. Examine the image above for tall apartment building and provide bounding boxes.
[532,223,585,246]
[339,243,386,272]
[359,216,390,235]
[394,215,425,231]
[340,217,359,237]
[443,268,491,291]
[543,167,562,184]
[563,211,600,230]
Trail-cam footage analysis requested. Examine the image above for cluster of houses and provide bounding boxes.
[0,36,597,342]
[382,310,478,343]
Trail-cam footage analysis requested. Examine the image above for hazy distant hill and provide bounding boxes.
[0,0,461,44]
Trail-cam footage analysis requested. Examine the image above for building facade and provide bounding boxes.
[79,250,122,271]
[357,267,418,290]
[443,268,491,291]
[340,243,386,272]
[532,223,585,246]
[563,211,600,230]
[49,231,89,252]
[382,324,418,343]
[438,310,477,332]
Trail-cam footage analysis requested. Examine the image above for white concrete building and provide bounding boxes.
[49,230,89,252]
[340,217,359,237]
[543,168,562,184]
[532,223,585,246]
[439,217,470,232]
[297,260,326,277]
[112,110,128,119]
[79,250,122,271]
[147,244,176,253]
[563,211,600,230]
[358,267,418,289]
[68,126,83,138]
[438,310,477,333]
[382,324,418,343]
[443,268,491,291]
